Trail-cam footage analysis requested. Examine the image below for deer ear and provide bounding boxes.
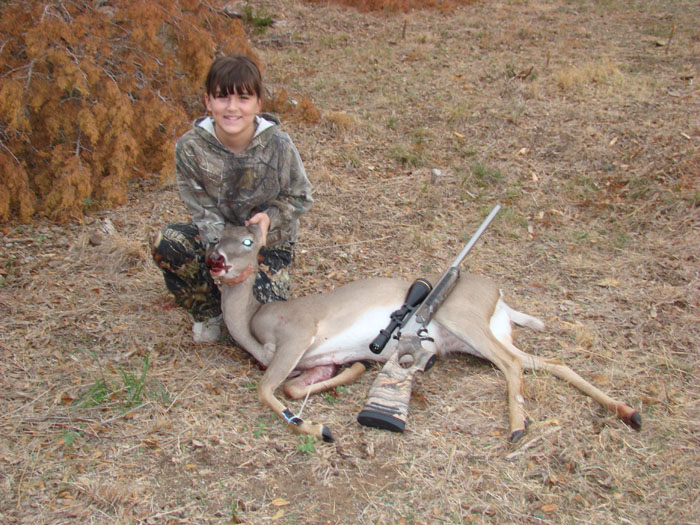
[246,222,262,242]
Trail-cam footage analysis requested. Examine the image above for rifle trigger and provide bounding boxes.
[416,327,434,343]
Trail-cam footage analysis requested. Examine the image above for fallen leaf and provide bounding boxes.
[270,509,285,520]
[142,438,159,449]
[592,374,611,386]
[541,504,558,513]
[272,498,290,507]
[60,393,75,405]
[410,390,427,407]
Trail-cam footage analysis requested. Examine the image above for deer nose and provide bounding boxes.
[205,252,225,270]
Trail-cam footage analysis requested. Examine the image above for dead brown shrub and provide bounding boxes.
[0,0,253,224]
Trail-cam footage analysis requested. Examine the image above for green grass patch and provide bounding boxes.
[241,3,275,33]
[391,145,425,167]
[471,161,504,187]
[76,351,169,411]
[297,435,317,455]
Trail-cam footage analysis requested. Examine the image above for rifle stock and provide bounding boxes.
[356,335,436,432]
[358,205,501,432]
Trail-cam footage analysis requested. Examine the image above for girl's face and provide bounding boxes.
[205,88,262,153]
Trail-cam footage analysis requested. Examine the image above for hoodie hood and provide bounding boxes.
[195,113,280,151]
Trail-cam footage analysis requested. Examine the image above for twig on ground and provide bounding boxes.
[99,403,148,425]
[165,370,207,413]
[665,24,676,55]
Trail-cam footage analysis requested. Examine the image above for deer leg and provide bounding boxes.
[500,356,528,442]
[449,325,530,442]
[503,340,642,430]
[480,339,529,442]
[283,362,367,399]
[257,342,335,442]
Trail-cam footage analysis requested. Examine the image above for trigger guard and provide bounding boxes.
[416,327,434,343]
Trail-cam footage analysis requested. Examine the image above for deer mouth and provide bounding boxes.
[205,254,231,275]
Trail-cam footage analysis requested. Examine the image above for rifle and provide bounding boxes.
[357,205,501,432]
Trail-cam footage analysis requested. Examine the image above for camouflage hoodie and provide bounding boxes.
[175,113,313,247]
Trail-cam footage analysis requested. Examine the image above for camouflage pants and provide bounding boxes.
[150,223,293,322]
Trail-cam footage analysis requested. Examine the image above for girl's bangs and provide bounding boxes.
[218,81,256,96]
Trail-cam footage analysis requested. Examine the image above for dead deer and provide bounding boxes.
[206,224,641,443]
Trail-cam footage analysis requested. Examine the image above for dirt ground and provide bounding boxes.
[1,0,699,523]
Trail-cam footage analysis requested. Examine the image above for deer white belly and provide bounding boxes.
[297,307,467,369]
[299,305,396,368]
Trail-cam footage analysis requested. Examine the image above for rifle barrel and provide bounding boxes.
[449,204,501,270]
[406,204,501,329]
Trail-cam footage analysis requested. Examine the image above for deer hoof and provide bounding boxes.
[321,426,335,443]
[509,429,526,443]
[629,411,642,431]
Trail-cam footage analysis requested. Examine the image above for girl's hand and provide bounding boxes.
[245,212,270,246]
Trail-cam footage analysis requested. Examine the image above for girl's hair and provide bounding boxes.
[205,55,263,99]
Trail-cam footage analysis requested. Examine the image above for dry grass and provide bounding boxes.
[2,0,699,523]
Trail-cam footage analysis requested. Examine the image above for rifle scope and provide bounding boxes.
[369,278,432,354]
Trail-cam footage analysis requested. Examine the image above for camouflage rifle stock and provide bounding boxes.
[357,205,501,432]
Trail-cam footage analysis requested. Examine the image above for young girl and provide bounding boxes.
[151,55,313,343]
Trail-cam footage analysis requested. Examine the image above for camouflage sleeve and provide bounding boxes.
[266,140,313,242]
[175,141,226,245]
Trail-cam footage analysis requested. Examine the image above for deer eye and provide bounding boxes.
[242,238,253,247]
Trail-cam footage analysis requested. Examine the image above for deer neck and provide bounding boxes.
[220,265,269,363]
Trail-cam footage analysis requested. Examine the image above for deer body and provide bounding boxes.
[226,276,507,368]
[209,224,641,443]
